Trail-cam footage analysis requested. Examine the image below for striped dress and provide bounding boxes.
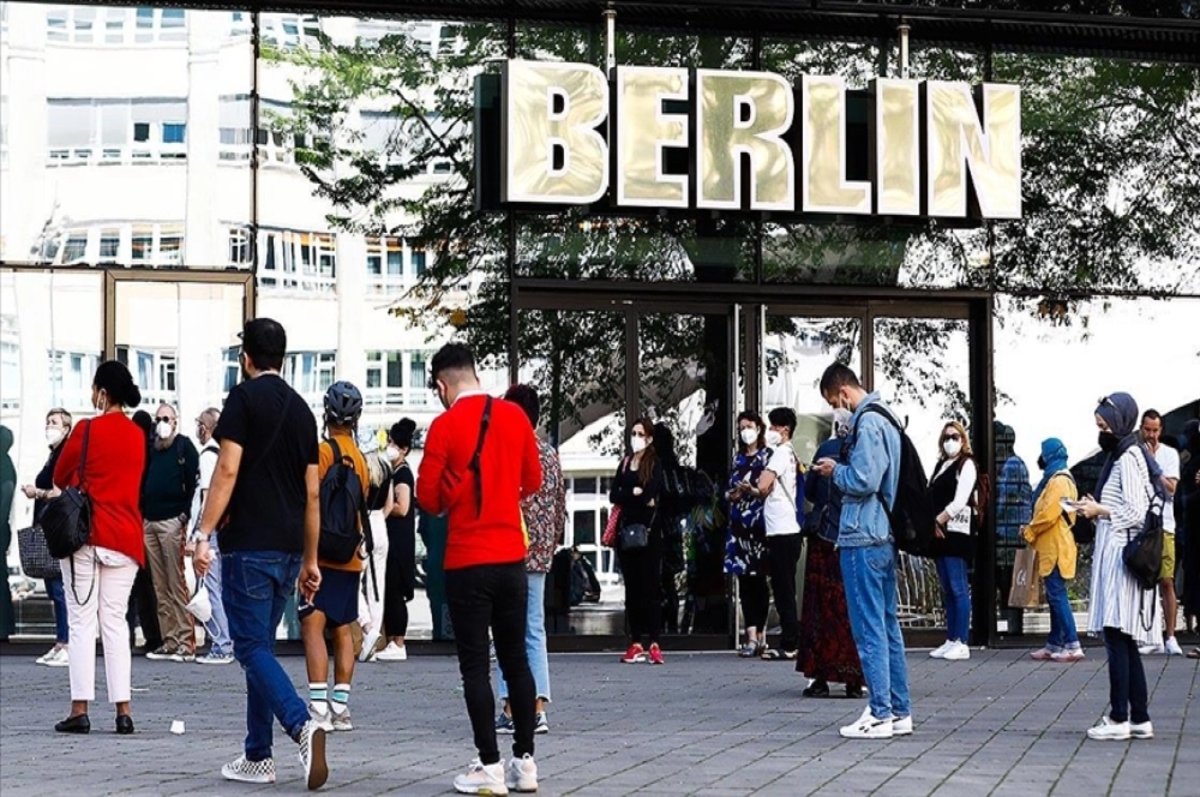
[1086,446,1163,646]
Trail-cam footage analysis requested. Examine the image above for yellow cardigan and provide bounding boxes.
[1022,471,1078,579]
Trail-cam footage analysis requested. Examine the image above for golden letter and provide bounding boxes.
[925,81,1022,219]
[801,75,871,214]
[615,66,690,208]
[501,60,609,204]
[695,70,794,212]
[871,78,920,216]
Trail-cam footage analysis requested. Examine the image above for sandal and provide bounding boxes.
[761,648,798,661]
[738,642,759,658]
[1187,648,1200,660]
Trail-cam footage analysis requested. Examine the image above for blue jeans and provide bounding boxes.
[204,534,233,657]
[840,543,911,721]
[934,556,971,643]
[46,576,69,643]
[496,572,551,702]
[222,550,309,761]
[1043,567,1079,652]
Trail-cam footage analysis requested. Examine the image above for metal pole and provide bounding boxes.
[898,21,911,79]
[604,5,616,76]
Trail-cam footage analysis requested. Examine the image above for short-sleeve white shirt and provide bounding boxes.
[764,444,800,537]
[1154,444,1180,533]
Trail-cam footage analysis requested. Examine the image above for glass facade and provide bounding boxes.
[2,3,1197,646]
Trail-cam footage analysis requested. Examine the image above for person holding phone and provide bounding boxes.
[724,411,771,658]
[1075,393,1161,741]
[1023,438,1083,662]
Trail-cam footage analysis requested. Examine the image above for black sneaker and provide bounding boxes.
[495,713,515,734]
[534,711,549,735]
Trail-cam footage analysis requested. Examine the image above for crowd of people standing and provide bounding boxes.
[2,320,1197,791]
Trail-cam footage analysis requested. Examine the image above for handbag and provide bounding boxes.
[601,505,621,548]
[1123,499,1164,592]
[41,420,93,560]
[618,522,650,550]
[1008,546,1040,608]
[17,525,61,580]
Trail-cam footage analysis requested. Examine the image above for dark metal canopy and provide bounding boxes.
[39,0,1200,62]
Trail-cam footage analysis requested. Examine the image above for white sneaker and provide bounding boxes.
[892,715,913,736]
[45,647,70,668]
[454,758,508,795]
[1087,716,1131,741]
[1164,637,1184,656]
[839,706,894,739]
[331,706,353,732]
[35,645,60,665]
[297,719,329,791]
[942,641,971,661]
[929,641,954,659]
[374,641,408,662]
[1139,643,1165,655]
[1130,721,1154,739]
[222,754,276,784]
[308,703,334,732]
[505,754,539,793]
[358,627,382,663]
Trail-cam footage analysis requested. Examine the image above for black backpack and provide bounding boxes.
[853,404,936,557]
[318,438,369,565]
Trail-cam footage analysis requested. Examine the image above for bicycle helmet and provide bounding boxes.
[324,380,363,426]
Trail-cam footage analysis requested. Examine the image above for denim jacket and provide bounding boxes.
[832,392,901,549]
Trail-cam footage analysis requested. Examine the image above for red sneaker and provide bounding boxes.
[648,643,665,665]
[620,643,647,664]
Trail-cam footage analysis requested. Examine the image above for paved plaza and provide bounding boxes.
[0,646,1196,796]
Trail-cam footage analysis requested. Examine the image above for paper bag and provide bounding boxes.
[1008,547,1040,608]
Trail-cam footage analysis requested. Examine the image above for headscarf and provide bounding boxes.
[1032,437,1068,504]
[1095,392,1164,497]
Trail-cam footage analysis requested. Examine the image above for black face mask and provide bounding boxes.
[1098,430,1120,452]
[1036,455,1046,471]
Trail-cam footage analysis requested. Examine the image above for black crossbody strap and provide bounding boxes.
[469,397,493,519]
[78,418,93,491]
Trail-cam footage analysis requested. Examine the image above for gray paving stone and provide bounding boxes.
[0,648,1196,796]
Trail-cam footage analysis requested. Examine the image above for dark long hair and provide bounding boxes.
[736,410,765,454]
[631,416,659,487]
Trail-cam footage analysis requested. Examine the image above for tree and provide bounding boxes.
[263,11,1200,445]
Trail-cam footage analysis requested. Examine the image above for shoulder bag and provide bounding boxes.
[17,524,61,580]
[41,420,93,560]
[1123,495,1164,592]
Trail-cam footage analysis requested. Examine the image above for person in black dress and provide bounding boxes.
[376,419,417,662]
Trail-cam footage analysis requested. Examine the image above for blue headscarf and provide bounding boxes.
[1032,437,1068,503]
[1095,392,1165,498]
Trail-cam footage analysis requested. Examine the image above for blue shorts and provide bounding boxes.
[298,567,360,627]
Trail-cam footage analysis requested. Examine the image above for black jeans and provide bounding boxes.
[738,573,770,631]
[1103,627,1150,724]
[767,534,802,651]
[618,539,662,645]
[445,562,535,764]
[125,565,161,648]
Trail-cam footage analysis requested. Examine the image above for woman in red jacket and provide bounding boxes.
[53,361,146,735]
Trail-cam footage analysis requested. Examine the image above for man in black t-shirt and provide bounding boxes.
[193,318,328,790]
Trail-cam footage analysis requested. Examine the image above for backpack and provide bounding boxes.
[854,404,936,557]
[318,438,370,565]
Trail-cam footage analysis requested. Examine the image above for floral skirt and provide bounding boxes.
[796,537,864,687]
[724,521,768,576]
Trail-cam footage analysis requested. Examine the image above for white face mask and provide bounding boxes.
[739,428,759,446]
[765,430,783,448]
[45,428,64,446]
[386,445,402,462]
[630,436,647,454]
[943,439,963,458]
[156,421,174,440]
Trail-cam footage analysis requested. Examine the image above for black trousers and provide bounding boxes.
[618,539,662,645]
[767,534,802,652]
[125,565,161,647]
[383,520,415,638]
[445,562,535,764]
[738,573,770,631]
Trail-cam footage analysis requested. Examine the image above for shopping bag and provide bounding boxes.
[1008,547,1040,608]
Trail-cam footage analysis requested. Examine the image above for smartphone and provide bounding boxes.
[1059,498,1078,513]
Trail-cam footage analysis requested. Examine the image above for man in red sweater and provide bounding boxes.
[417,343,543,795]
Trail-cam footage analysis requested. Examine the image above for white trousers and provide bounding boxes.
[63,547,138,703]
[357,512,389,633]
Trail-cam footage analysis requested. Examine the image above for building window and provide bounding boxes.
[98,229,120,263]
[49,349,102,411]
[62,234,87,264]
[162,122,186,144]
[259,229,337,293]
[131,226,153,263]
[412,250,427,278]
[283,351,337,405]
[229,227,252,266]
[118,347,178,408]
[366,237,407,294]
